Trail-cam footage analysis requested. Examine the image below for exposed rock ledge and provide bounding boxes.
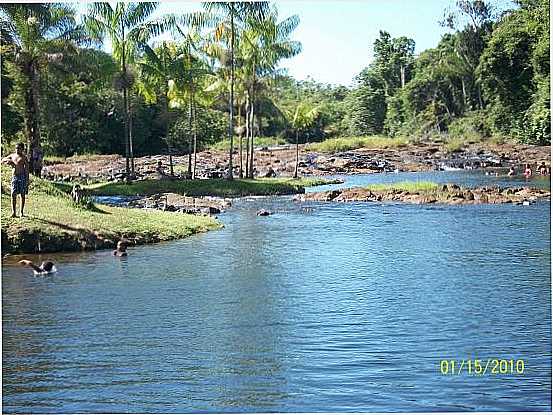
[295,184,551,205]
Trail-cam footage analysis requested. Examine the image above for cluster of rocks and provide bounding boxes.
[437,150,504,170]
[128,193,231,216]
[296,184,551,206]
[308,152,397,174]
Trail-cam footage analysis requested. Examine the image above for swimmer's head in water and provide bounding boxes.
[117,240,127,251]
[41,261,55,272]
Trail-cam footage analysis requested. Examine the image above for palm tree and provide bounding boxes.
[289,102,319,178]
[137,41,183,176]
[202,2,269,180]
[240,6,301,178]
[0,3,86,176]
[84,2,168,178]
[172,17,214,179]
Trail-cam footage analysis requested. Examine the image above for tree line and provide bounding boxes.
[1,2,303,179]
[1,1,549,180]
[348,0,550,145]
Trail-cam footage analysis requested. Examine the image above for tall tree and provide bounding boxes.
[240,5,301,177]
[84,2,167,178]
[0,3,86,176]
[477,0,549,143]
[202,2,269,180]
[289,102,319,178]
[137,41,186,176]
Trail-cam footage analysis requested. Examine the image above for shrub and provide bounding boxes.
[447,110,491,142]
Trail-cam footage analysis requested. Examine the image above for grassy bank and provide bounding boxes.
[210,136,287,151]
[88,177,336,197]
[307,136,409,153]
[1,169,220,254]
[366,181,440,193]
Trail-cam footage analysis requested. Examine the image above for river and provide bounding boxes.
[2,171,551,412]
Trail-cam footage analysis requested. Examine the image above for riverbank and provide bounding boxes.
[42,139,550,182]
[1,171,221,254]
[297,181,551,205]
[87,177,338,197]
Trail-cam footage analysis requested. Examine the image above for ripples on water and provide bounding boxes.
[2,172,551,413]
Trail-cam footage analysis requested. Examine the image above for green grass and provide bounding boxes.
[1,167,220,254]
[366,181,441,193]
[87,177,335,197]
[43,153,108,165]
[210,136,287,151]
[307,136,409,153]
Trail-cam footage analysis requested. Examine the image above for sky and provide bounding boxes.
[79,0,514,87]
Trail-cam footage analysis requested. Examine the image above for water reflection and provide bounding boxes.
[2,171,551,412]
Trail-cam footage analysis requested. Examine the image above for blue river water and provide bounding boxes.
[2,171,551,413]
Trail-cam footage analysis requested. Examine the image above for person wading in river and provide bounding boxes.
[2,142,30,218]
[113,240,128,257]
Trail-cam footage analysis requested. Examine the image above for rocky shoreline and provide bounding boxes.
[296,184,551,205]
[95,193,232,216]
[42,141,551,183]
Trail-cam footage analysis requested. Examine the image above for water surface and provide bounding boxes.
[2,172,551,413]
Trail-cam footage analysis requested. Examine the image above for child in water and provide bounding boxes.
[524,164,532,179]
[113,240,128,257]
[19,259,57,275]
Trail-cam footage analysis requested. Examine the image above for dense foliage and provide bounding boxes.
[1,0,549,166]
[347,0,550,144]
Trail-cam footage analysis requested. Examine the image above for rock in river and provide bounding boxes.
[297,184,550,206]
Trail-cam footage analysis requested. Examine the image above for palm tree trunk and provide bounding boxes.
[248,85,255,179]
[238,103,243,178]
[294,130,299,178]
[192,97,198,179]
[128,94,135,177]
[122,86,130,177]
[164,92,174,177]
[245,94,250,178]
[121,22,130,179]
[25,62,43,177]
[227,4,235,180]
[187,96,193,178]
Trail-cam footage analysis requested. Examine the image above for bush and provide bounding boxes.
[519,79,550,145]
[447,110,491,142]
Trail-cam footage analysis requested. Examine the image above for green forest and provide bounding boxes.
[1,0,550,176]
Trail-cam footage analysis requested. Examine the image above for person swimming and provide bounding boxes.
[113,240,128,257]
[508,166,516,176]
[524,164,532,179]
[538,162,548,175]
[19,259,57,275]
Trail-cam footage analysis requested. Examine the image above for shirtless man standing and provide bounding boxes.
[2,142,30,218]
